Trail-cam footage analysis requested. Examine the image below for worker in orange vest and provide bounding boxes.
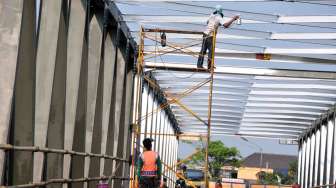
[137,138,162,188]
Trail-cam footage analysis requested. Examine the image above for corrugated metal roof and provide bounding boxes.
[114,0,336,140]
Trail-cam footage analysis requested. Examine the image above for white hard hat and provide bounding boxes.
[215,5,223,13]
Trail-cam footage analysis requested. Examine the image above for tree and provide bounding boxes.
[185,140,242,178]
[281,160,298,185]
[257,171,280,185]
[257,160,298,185]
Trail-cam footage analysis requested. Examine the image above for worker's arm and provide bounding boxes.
[156,156,162,178]
[223,15,239,28]
[137,156,143,180]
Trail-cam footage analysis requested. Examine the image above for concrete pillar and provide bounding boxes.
[63,1,86,187]
[103,28,119,177]
[33,0,62,183]
[111,44,127,188]
[0,0,23,183]
[11,0,35,185]
[85,12,104,188]
[71,20,89,188]
[121,67,135,188]
[100,30,117,177]
[45,1,68,187]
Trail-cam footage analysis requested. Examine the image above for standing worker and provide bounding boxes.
[137,138,162,188]
[197,5,240,69]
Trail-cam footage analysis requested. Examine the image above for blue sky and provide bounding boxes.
[179,135,298,158]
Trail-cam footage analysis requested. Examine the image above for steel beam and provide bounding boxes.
[145,62,336,79]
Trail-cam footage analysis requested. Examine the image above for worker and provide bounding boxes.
[197,5,240,69]
[137,138,162,188]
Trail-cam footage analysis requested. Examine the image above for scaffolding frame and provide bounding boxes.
[130,27,217,188]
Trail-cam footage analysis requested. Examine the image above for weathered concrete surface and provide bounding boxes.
[71,33,88,188]
[84,13,103,188]
[45,1,67,187]
[63,1,86,187]
[100,31,116,176]
[121,67,134,188]
[11,0,35,185]
[0,0,23,183]
[111,46,127,187]
[33,0,62,183]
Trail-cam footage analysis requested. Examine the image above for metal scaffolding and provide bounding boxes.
[130,27,217,187]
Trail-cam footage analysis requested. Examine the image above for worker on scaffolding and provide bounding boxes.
[197,5,240,69]
[137,138,162,188]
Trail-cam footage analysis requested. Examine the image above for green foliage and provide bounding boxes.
[281,160,298,185]
[185,140,242,178]
[288,160,298,178]
[257,171,280,185]
[257,160,298,185]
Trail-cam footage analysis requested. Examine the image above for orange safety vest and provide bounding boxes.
[141,151,158,176]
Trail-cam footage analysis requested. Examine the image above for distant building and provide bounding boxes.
[221,153,297,181]
[238,153,297,180]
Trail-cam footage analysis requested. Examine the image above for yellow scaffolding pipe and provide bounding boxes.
[130,26,145,188]
[204,31,217,188]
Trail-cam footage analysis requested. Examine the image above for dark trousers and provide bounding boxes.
[139,176,160,188]
[197,34,213,68]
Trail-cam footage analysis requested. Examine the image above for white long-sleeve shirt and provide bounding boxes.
[204,13,225,36]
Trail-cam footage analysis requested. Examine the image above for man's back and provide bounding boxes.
[204,14,224,35]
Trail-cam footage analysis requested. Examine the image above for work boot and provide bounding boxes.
[197,66,205,69]
[197,62,204,69]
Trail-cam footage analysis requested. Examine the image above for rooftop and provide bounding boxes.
[242,152,297,169]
